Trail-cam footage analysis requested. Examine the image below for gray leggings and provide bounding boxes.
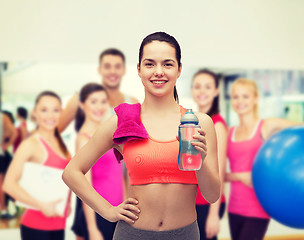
[113,220,200,240]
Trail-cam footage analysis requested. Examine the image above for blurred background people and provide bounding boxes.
[71,83,123,240]
[3,91,71,240]
[225,78,303,240]
[192,69,228,240]
[0,111,17,219]
[13,106,29,153]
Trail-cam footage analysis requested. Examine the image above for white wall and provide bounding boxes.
[0,0,303,70]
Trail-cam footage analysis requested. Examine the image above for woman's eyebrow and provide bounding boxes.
[142,58,155,62]
[163,59,176,63]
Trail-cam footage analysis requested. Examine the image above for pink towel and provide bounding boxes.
[112,103,149,162]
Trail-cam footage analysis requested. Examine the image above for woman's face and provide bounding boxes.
[81,90,109,123]
[191,73,218,109]
[231,84,257,116]
[34,96,62,131]
[137,41,181,98]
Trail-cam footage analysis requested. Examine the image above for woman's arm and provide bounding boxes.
[192,113,221,204]
[205,122,228,238]
[62,115,140,224]
[225,172,252,188]
[3,138,61,217]
[263,118,303,140]
[225,118,304,188]
[57,93,79,133]
[20,123,28,141]
[76,134,104,239]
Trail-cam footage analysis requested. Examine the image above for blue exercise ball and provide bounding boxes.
[252,126,304,229]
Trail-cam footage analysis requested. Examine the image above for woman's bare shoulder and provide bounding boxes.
[195,112,213,127]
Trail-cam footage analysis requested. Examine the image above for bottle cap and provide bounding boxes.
[180,109,199,124]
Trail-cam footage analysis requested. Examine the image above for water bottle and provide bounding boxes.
[178,109,202,171]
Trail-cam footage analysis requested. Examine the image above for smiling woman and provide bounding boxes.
[62,32,221,240]
[3,91,71,240]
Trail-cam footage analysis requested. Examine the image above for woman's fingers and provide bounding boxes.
[197,129,206,136]
[119,214,137,224]
[124,203,141,213]
[120,208,139,221]
[125,198,139,205]
[192,128,207,155]
[115,198,140,224]
[192,134,206,145]
[191,141,207,152]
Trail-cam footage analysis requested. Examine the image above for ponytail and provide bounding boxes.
[55,128,70,158]
[174,85,179,103]
[75,107,85,132]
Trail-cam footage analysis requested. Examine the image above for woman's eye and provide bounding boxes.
[164,63,173,67]
[145,63,153,66]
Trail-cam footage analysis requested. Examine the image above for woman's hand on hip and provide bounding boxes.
[106,198,140,224]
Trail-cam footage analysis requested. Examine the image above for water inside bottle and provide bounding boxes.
[181,152,202,170]
[178,127,202,171]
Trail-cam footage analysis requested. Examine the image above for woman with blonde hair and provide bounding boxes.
[225,78,301,240]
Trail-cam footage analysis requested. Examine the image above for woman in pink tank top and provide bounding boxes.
[71,83,123,240]
[191,69,228,240]
[226,78,301,240]
[3,91,70,240]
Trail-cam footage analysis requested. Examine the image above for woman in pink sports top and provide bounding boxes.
[63,32,221,240]
[71,83,123,240]
[192,69,228,240]
[225,78,301,240]
[3,91,70,240]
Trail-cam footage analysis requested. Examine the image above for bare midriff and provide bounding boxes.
[129,183,197,231]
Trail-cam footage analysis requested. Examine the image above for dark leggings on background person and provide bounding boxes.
[228,213,270,240]
[196,202,226,240]
[20,225,64,240]
[72,197,117,240]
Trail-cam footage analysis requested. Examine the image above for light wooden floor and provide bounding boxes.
[0,216,21,229]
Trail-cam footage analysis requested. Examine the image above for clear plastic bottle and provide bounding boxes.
[178,109,202,171]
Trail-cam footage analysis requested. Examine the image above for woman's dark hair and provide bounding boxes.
[2,110,15,124]
[35,91,69,157]
[75,83,108,132]
[192,69,221,117]
[17,106,28,119]
[138,32,181,103]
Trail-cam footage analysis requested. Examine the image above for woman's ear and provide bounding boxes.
[177,63,182,78]
[79,102,84,111]
[137,63,141,78]
[214,88,220,97]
